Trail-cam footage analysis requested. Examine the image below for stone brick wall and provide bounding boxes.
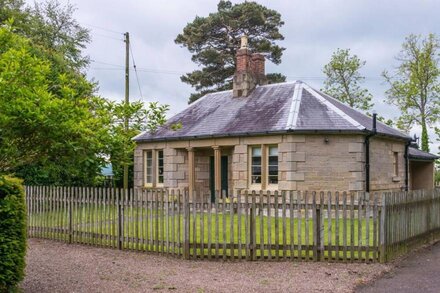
[134,134,407,193]
[369,137,406,191]
[292,134,365,192]
[194,150,210,193]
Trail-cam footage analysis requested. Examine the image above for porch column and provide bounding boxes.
[213,146,221,195]
[187,147,195,197]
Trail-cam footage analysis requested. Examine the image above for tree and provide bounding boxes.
[323,48,373,111]
[104,101,169,188]
[1,0,90,71]
[383,34,440,152]
[175,0,285,103]
[29,0,91,70]
[0,25,106,186]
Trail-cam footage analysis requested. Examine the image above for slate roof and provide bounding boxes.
[133,81,410,142]
[408,147,440,161]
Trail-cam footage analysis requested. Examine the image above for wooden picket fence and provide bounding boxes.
[382,189,440,261]
[25,187,440,262]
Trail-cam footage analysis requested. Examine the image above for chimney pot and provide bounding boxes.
[240,35,248,49]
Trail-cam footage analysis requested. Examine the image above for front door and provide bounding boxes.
[209,156,228,202]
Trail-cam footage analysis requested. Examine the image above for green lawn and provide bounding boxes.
[28,204,378,260]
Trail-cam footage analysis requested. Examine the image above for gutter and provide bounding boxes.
[365,113,377,193]
[404,140,411,191]
[134,128,410,143]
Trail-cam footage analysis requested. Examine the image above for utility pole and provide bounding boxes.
[123,32,130,190]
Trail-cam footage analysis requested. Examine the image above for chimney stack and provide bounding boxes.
[233,36,267,97]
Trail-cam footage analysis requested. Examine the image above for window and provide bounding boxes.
[144,150,153,186]
[393,152,399,176]
[144,149,164,187]
[249,145,279,188]
[157,150,164,185]
[251,146,262,184]
[268,146,278,185]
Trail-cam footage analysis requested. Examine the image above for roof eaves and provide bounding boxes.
[409,155,440,161]
[134,128,374,143]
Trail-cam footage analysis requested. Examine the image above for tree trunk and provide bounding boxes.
[421,116,429,152]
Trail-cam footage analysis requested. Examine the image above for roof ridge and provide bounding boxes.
[257,80,298,88]
[286,82,303,130]
[302,84,365,131]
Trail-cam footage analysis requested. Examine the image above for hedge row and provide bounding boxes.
[0,176,26,292]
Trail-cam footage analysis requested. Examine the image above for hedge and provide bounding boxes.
[0,176,26,292]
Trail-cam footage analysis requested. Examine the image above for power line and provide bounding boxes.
[92,32,124,42]
[129,42,144,100]
[80,22,123,35]
[90,60,124,68]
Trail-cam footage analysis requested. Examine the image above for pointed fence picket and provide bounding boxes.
[25,186,440,262]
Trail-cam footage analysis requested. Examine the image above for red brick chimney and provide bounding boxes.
[233,36,267,97]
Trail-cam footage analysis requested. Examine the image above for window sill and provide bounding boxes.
[392,176,401,182]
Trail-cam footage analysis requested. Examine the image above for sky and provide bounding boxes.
[27,0,440,152]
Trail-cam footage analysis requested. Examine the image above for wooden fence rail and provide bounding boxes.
[25,186,440,262]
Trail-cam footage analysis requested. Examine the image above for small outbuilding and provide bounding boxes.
[408,146,439,190]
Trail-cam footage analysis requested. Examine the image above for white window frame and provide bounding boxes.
[156,150,164,187]
[267,145,279,188]
[144,150,153,187]
[248,144,279,190]
[249,146,263,190]
[144,149,164,188]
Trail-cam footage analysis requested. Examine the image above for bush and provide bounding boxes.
[0,176,26,291]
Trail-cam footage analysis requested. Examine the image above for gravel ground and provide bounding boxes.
[21,239,390,293]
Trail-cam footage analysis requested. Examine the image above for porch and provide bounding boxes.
[186,146,233,202]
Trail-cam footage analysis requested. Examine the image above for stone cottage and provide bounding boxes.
[133,37,438,199]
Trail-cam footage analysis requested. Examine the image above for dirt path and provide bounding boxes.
[357,241,440,293]
[21,239,389,293]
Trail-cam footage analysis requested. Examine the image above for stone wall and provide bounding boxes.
[194,150,210,193]
[369,138,406,191]
[134,134,407,193]
[294,134,365,192]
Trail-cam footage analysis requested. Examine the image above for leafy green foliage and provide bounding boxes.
[1,0,90,72]
[30,0,91,70]
[0,176,26,291]
[175,0,285,103]
[323,48,373,111]
[0,2,170,187]
[383,34,440,152]
[0,25,107,185]
[101,100,169,188]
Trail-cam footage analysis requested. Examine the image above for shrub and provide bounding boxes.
[0,176,27,291]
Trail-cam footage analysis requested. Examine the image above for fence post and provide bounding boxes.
[315,206,321,261]
[379,192,387,263]
[117,188,124,250]
[69,187,73,244]
[250,191,256,261]
[183,189,190,260]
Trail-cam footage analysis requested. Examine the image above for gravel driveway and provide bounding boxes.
[21,239,390,293]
